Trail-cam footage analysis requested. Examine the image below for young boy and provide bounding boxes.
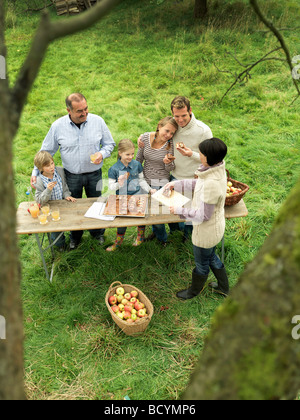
[34,151,76,250]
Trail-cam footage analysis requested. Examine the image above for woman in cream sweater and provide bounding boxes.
[165,138,229,300]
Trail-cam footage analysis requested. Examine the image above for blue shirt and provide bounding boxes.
[108,159,144,195]
[32,113,115,176]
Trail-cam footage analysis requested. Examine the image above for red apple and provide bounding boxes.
[118,304,125,312]
[111,305,119,314]
[135,301,145,311]
[126,318,134,324]
[130,297,137,304]
[108,295,117,306]
[123,311,131,320]
[137,309,146,318]
[124,293,131,300]
[124,305,133,313]
[130,290,138,298]
[121,299,129,306]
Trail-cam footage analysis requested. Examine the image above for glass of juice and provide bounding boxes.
[52,209,60,221]
[41,205,50,216]
[38,214,48,225]
[29,204,40,218]
[90,153,97,163]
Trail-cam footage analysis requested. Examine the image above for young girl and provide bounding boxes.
[165,138,229,299]
[106,139,151,252]
[34,151,76,250]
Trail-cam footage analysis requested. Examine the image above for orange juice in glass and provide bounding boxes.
[52,209,60,221]
[41,205,50,216]
[90,153,98,163]
[38,214,48,225]
[29,204,40,218]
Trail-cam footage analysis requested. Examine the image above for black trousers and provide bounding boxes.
[65,168,105,243]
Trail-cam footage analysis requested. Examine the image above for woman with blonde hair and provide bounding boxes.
[136,116,178,245]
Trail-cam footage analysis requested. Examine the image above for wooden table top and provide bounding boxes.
[16,196,248,235]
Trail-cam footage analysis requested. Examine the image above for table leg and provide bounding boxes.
[35,234,51,282]
[34,232,64,282]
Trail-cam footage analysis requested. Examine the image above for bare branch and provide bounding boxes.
[217,48,282,104]
[249,0,300,100]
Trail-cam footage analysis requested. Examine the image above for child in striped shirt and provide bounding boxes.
[34,151,76,250]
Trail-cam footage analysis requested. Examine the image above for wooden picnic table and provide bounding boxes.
[17,196,248,282]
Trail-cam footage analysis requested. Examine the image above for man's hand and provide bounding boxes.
[66,196,77,202]
[176,144,193,157]
[94,152,103,165]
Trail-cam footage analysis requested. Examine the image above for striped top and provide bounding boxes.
[136,132,175,189]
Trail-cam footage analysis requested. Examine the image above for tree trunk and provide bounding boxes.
[194,0,207,18]
[182,178,300,400]
[0,97,26,400]
[0,0,122,400]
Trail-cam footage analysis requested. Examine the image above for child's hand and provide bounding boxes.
[118,173,128,187]
[47,181,57,191]
[66,196,76,202]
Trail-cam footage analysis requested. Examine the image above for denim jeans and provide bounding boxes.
[193,245,224,276]
[65,169,104,243]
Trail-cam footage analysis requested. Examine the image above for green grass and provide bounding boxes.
[7,0,300,399]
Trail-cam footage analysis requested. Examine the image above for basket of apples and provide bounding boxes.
[105,281,154,336]
[225,169,249,207]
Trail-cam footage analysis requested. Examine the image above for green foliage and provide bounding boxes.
[7,0,300,399]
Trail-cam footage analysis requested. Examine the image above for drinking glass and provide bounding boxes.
[38,214,48,225]
[41,205,50,216]
[52,209,60,221]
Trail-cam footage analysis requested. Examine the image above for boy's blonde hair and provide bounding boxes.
[118,139,135,159]
[34,151,54,172]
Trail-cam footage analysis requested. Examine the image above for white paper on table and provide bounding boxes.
[84,202,116,221]
[152,188,191,208]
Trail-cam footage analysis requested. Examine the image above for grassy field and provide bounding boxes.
[6,0,300,399]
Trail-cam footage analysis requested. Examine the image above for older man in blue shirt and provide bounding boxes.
[31,93,116,249]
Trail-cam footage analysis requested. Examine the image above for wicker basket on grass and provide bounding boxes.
[105,281,153,336]
[225,169,249,207]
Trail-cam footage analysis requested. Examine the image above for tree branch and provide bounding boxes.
[216,48,283,104]
[11,0,122,119]
[249,0,300,101]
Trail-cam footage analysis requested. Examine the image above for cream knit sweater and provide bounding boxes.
[192,162,227,249]
[172,113,213,180]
